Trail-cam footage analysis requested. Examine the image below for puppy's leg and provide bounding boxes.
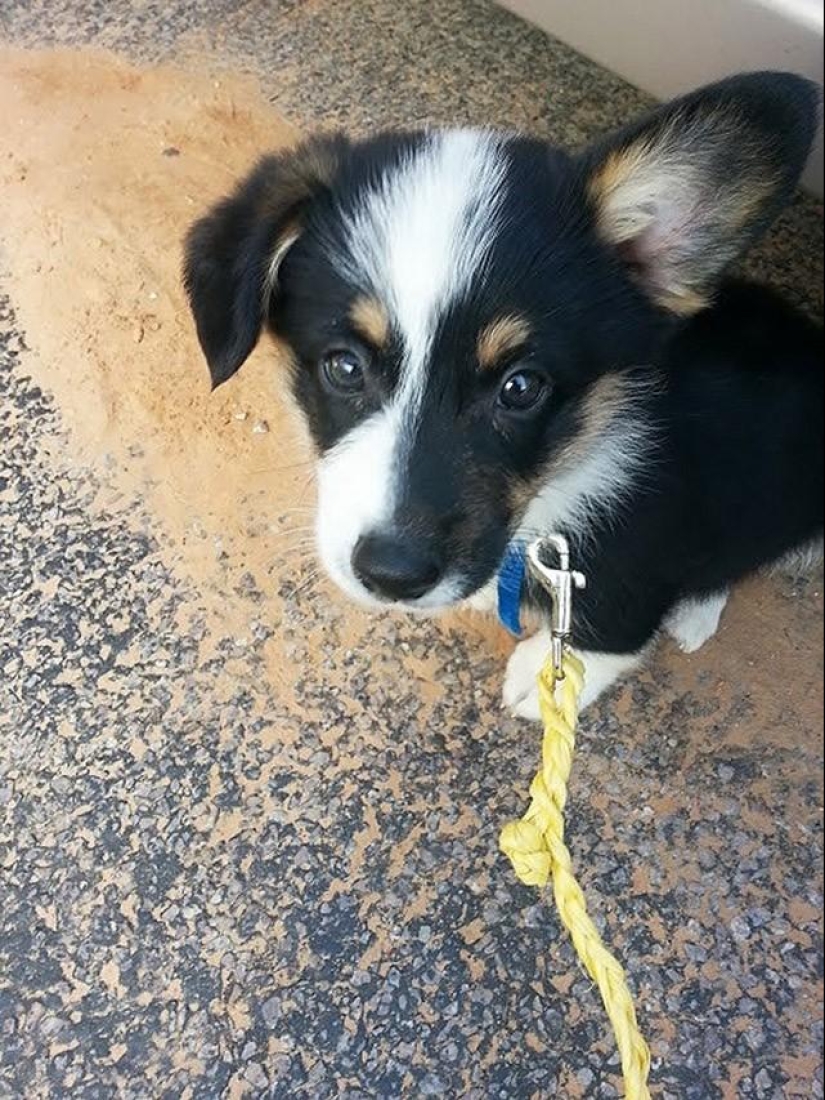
[503,633,647,720]
[502,629,552,718]
[664,590,729,653]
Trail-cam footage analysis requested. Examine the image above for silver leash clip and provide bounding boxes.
[527,535,586,679]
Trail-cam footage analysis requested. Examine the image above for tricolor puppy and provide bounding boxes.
[184,73,823,716]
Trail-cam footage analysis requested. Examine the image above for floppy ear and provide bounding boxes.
[581,72,820,314]
[183,133,349,388]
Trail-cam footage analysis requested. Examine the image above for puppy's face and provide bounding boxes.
[184,75,817,611]
[270,131,666,610]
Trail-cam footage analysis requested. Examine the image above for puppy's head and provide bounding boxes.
[184,73,818,611]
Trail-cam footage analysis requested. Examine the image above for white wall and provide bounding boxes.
[497,0,824,196]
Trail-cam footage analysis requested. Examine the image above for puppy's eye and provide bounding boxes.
[498,369,549,412]
[320,348,368,395]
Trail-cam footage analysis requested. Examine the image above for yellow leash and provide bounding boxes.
[499,537,652,1099]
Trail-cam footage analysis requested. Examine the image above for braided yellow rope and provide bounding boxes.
[499,651,652,1099]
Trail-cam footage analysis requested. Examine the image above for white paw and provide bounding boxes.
[664,591,729,654]
[502,631,550,721]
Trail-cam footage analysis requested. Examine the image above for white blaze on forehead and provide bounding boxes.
[341,129,508,401]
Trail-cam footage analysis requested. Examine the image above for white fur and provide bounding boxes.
[503,630,647,719]
[341,129,507,413]
[515,376,659,549]
[315,130,508,607]
[315,407,399,606]
[464,578,498,614]
[769,537,824,577]
[664,590,729,653]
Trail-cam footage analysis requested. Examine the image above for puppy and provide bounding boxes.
[184,72,823,716]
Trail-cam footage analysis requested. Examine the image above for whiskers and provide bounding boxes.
[269,506,327,602]
[289,565,326,599]
[269,521,316,558]
[247,457,315,476]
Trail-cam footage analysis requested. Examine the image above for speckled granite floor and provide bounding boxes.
[0,2,823,1099]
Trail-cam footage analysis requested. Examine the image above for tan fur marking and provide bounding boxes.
[477,315,531,372]
[265,223,301,294]
[654,286,710,317]
[254,136,345,221]
[587,143,653,217]
[349,296,390,350]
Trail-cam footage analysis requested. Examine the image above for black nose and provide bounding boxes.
[352,532,443,602]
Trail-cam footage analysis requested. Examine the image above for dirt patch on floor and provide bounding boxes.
[0,47,311,589]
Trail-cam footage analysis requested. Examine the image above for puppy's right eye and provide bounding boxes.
[320,348,368,395]
[498,368,550,413]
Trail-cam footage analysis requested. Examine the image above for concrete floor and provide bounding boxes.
[0,2,823,1098]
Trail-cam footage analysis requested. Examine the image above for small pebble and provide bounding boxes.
[252,420,269,434]
[419,1073,445,1096]
[245,1063,268,1089]
[162,146,180,157]
[754,1068,773,1091]
[233,410,248,421]
[730,914,751,942]
[261,995,281,1027]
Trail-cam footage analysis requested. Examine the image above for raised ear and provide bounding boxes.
[183,133,349,388]
[581,72,820,314]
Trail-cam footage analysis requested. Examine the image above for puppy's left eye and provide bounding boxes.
[498,369,549,412]
[320,348,368,395]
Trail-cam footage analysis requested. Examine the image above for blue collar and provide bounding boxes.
[497,543,527,636]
